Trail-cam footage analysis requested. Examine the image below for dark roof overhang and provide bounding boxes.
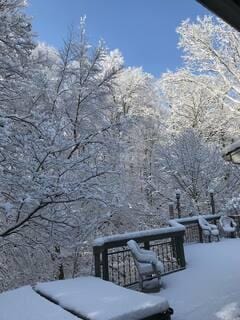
[197,0,240,31]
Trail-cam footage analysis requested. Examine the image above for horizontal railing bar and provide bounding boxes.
[107,243,174,256]
[107,249,130,255]
[151,241,172,246]
[174,214,222,225]
[93,221,185,250]
[93,232,184,251]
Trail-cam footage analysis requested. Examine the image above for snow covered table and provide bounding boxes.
[0,286,80,320]
[35,276,172,320]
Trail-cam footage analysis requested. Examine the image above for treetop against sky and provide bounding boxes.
[25,0,210,77]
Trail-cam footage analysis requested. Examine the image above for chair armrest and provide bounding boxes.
[209,224,218,230]
[200,225,211,231]
[140,248,156,257]
[232,221,237,227]
[134,252,158,265]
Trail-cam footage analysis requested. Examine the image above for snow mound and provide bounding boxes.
[216,302,240,320]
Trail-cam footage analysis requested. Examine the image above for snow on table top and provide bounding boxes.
[158,239,240,320]
[35,276,169,320]
[0,286,80,320]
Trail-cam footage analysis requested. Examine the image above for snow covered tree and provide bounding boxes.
[160,70,236,144]
[0,12,126,290]
[110,67,165,215]
[153,129,240,215]
[176,16,240,141]
[0,0,34,111]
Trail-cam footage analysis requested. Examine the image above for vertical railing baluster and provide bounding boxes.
[117,252,120,285]
[123,250,126,286]
[128,251,132,285]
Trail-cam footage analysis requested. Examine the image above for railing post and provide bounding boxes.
[102,248,109,281]
[93,246,101,278]
[169,203,174,219]
[175,234,186,268]
[198,224,203,243]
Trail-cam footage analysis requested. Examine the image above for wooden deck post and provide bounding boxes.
[198,224,203,243]
[102,249,109,281]
[93,246,101,278]
[175,234,186,268]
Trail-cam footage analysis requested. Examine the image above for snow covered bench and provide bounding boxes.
[0,286,80,320]
[35,276,173,320]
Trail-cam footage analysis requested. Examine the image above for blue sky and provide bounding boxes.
[26,0,210,77]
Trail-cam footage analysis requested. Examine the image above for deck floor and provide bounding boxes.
[156,238,240,320]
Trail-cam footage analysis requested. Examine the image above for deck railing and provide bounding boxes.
[93,221,186,287]
[93,214,222,287]
[175,214,222,243]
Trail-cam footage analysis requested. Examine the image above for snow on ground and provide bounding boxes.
[35,276,169,320]
[159,239,240,320]
[0,286,80,320]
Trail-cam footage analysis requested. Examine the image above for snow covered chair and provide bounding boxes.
[198,216,220,242]
[127,239,164,292]
[219,216,237,238]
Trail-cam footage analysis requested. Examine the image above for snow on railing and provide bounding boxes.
[175,214,222,243]
[93,222,186,287]
[93,213,223,287]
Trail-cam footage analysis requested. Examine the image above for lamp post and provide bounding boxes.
[169,202,174,219]
[209,190,215,215]
[176,189,181,218]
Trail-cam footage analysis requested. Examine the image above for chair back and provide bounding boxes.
[198,216,210,228]
[220,215,236,229]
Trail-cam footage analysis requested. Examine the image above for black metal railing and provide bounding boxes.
[93,222,186,287]
[173,214,222,244]
[93,214,223,287]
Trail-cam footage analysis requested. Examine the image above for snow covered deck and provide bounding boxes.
[2,238,240,320]
[160,238,240,320]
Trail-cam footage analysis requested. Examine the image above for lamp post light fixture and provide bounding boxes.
[222,140,240,165]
